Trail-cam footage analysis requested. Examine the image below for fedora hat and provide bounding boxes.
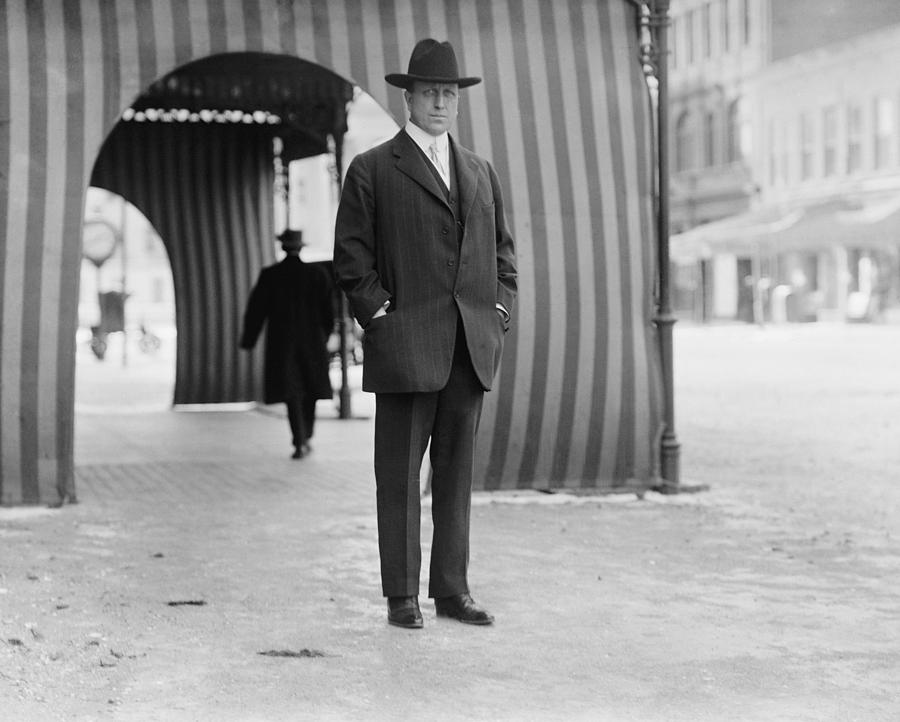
[278,229,304,250]
[385,39,481,89]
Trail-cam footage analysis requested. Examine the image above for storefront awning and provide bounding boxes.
[672,194,900,261]
[671,205,803,261]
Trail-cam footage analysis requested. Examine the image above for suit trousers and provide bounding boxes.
[373,322,485,598]
[286,394,317,448]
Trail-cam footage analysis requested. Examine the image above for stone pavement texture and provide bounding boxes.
[2,324,899,721]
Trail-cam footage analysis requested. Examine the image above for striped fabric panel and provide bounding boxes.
[0,0,663,503]
[90,121,274,405]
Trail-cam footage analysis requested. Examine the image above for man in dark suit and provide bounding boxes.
[240,230,334,459]
[333,39,517,629]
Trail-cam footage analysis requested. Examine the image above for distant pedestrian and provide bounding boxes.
[240,230,334,459]
[334,39,517,628]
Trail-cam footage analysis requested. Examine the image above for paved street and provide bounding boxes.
[1,322,898,721]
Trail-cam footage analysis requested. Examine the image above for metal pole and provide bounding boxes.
[650,0,681,487]
[120,196,128,368]
[274,137,288,233]
[330,133,352,419]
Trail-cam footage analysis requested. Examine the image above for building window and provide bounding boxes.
[874,96,895,170]
[676,111,694,172]
[703,111,716,166]
[781,120,791,183]
[742,0,751,45]
[741,119,753,161]
[726,99,741,162]
[686,9,695,65]
[846,104,863,174]
[768,119,779,186]
[702,3,712,58]
[671,16,678,70]
[800,112,814,180]
[780,120,790,182]
[722,0,732,53]
[768,121,776,185]
[770,119,790,185]
[822,105,838,177]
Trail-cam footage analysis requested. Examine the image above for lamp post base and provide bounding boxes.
[651,479,710,495]
[660,432,680,486]
[338,385,353,420]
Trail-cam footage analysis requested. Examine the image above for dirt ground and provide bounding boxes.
[1,322,898,721]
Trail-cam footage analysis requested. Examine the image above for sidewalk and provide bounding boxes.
[2,327,899,721]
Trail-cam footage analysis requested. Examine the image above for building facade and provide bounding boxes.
[670,0,900,323]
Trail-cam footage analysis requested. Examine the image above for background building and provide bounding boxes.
[669,0,900,323]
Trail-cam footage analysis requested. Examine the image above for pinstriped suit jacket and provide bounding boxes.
[334,129,517,393]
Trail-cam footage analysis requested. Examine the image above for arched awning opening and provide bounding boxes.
[129,52,352,161]
[90,52,353,406]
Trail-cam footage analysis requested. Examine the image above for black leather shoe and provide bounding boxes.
[291,446,305,459]
[434,593,494,625]
[387,596,423,629]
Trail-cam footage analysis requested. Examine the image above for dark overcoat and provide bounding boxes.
[333,130,517,393]
[240,256,334,405]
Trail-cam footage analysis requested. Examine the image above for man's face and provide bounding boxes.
[405,81,459,136]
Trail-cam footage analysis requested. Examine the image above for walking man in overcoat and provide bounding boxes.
[240,230,334,459]
[333,39,517,628]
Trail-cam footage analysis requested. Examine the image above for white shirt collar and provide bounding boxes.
[404,120,449,155]
[404,122,450,187]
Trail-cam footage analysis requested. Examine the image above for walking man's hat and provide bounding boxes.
[278,229,304,250]
[385,39,481,89]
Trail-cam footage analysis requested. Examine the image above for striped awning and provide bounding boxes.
[1,0,663,503]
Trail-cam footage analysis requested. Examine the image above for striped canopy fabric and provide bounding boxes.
[0,0,663,503]
[90,119,277,406]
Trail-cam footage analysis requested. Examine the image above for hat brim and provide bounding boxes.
[385,73,481,89]
[278,231,304,249]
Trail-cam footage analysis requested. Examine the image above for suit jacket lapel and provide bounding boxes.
[451,138,479,225]
[393,131,448,207]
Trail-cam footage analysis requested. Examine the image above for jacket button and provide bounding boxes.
[454,291,460,298]
[447,260,455,266]
[442,227,449,235]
